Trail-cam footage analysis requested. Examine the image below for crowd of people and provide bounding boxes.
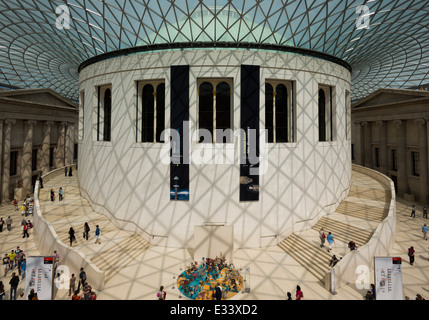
[177,256,243,300]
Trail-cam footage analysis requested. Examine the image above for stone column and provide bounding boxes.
[376,121,388,174]
[2,119,15,202]
[65,123,75,165]
[394,120,409,197]
[362,121,373,169]
[416,119,428,203]
[22,120,36,196]
[41,121,53,175]
[56,122,67,167]
[353,121,363,165]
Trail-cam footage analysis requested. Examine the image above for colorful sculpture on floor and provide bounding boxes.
[177,256,243,300]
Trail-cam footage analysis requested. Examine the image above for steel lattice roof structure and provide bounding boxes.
[0,0,428,102]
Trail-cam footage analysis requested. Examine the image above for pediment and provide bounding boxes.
[352,89,429,109]
[0,88,77,109]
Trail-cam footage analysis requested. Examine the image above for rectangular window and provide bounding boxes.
[10,151,18,176]
[351,144,355,160]
[74,144,78,161]
[318,85,335,142]
[265,80,294,143]
[374,147,380,168]
[412,151,420,176]
[391,149,398,171]
[198,79,233,143]
[49,146,55,168]
[96,85,112,141]
[32,149,38,171]
[136,81,165,143]
[345,90,351,140]
[79,90,84,140]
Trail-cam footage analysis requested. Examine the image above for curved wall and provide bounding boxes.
[78,49,351,248]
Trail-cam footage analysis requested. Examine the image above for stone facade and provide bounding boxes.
[351,88,429,203]
[0,88,78,202]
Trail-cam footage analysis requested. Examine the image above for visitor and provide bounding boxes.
[319,228,326,248]
[423,224,428,240]
[21,258,26,280]
[0,281,4,300]
[0,217,4,232]
[83,222,90,240]
[9,272,19,300]
[77,267,87,292]
[295,285,303,300]
[329,255,340,267]
[69,227,76,246]
[69,167,73,176]
[411,204,416,218]
[424,204,428,219]
[408,246,415,266]
[28,288,35,300]
[2,254,9,276]
[95,225,101,244]
[286,292,292,300]
[157,286,167,300]
[50,189,55,202]
[348,240,358,251]
[59,187,63,201]
[22,222,29,238]
[215,283,222,300]
[327,232,334,252]
[69,273,76,296]
[65,167,68,176]
[38,175,44,189]
[6,216,12,231]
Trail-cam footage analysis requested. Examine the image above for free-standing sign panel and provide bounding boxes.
[25,256,54,300]
[374,256,403,300]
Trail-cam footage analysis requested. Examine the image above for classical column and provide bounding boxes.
[393,120,409,197]
[376,121,388,174]
[415,119,428,203]
[56,122,67,167]
[353,121,363,165]
[22,120,36,196]
[65,123,75,165]
[362,121,373,169]
[41,121,53,175]
[2,119,16,202]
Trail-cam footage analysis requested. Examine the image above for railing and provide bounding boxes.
[32,165,106,291]
[325,164,396,292]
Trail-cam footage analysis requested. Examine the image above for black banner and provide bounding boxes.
[240,65,260,202]
[170,65,189,201]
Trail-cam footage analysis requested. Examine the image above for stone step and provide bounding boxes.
[278,234,332,283]
[336,201,388,222]
[313,217,373,247]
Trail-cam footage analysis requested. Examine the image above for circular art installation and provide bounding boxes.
[177,257,243,300]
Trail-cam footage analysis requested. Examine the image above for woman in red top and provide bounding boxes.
[296,285,303,300]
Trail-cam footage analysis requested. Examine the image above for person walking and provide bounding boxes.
[69,227,76,246]
[295,285,303,300]
[68,167,73,176]
[319,228,326,248]
[157,286,167,300]
[0,281,4,300]
[22,222,29,238]
[38,176,44,189]
[77,268,87,292]
[83,222,90,241]
[411,205,416,218]
[327,232,335,252]
[95,225,101,244]
[329,255,341,267]
[0,217,4,232]
[65,167,68,176]
[50,189,55,202]
[423,224,428,240]
[59,187,63,201]
[2,254,9,277]
[6,216,12,231]
[408,246,415,266]
[424,204,428,219]
[214,283,222,300]
[21,258,26,280]
[8,250,16,270]
[9,272,19,300]
[69,273,76,296]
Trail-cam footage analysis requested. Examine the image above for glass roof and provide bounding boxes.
[0,0,428,102]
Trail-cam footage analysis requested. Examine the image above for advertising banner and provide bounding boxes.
[25,256,54,300]
[374,256,403,300]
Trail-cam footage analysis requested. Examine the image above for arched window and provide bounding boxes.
[138,81,165,143]
[265,81,293,143]
[198,79,232,143]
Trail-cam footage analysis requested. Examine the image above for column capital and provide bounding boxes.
[44,121,54,126]
[4,119,16,125]
[361,121,369,127]
[414,118,426,126]
[393,119,403,127]
[375,120,385,127]
[26,120,37,126]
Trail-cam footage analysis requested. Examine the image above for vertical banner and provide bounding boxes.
[240,65,260,201]
[170,65,189,201]
[374,257,403,300]
[24,256,54,300]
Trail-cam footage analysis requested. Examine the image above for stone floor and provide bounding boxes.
[0,170,428,301]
